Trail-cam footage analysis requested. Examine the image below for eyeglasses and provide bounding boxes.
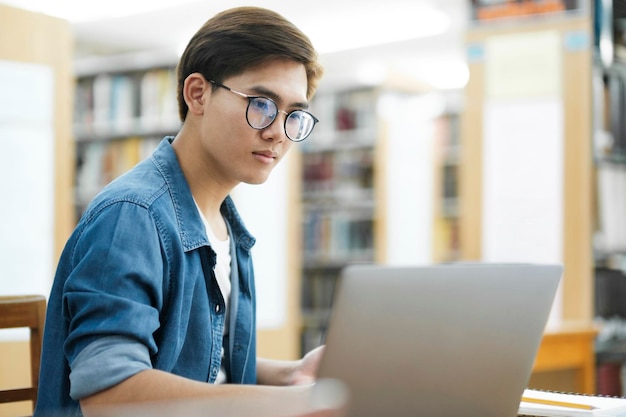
[209,80,318,142]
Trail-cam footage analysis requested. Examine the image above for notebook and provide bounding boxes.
[317,263,562,417]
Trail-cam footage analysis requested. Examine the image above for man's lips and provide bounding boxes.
[252,150,278,163]
[253,150,277,158]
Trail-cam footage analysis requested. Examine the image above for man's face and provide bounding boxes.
[197,59,309,187]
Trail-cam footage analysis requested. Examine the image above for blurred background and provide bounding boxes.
[2,1,626,415]
[3,0,470,89]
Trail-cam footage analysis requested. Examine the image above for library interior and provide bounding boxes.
[1,0,626,416]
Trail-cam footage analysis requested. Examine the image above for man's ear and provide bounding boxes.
[183,73,208,116]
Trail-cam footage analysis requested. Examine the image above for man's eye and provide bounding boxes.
[251,98,273,114]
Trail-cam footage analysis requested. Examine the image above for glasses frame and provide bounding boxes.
[209,80,318,142]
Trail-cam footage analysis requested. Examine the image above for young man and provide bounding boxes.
[34,6,325,417]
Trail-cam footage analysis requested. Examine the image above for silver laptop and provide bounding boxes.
[317,263,562,417]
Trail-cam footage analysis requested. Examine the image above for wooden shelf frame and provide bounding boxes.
[460,15,594,322]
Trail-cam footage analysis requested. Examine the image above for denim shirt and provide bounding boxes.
[34,137,257,417]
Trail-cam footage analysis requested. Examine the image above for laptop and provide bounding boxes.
[317,263,562,417]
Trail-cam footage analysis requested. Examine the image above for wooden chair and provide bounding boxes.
[0,295,46,413]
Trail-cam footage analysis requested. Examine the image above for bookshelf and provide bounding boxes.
[593,61,626,267]
[73,55,180,218]
[298,85,451,354]
[591,2,626,395]
[298,87,379,353]
[432,94,463,263]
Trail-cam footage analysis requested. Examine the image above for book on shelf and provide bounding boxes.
[75,136,160,215]
[139,68,178,129]
[302,210,374,262]
[301,147,374,195]
[609,72,626,154]
[519,388,626,416]
[595,162,626,253]
[91,73,138,133]
[301,268,338,312]
[75,68,179,138]
[305,87,378,149]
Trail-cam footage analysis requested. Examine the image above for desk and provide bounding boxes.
[531,322,598,394]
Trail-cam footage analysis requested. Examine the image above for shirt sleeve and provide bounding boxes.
[62,201,166,397]
[69,335,151,399]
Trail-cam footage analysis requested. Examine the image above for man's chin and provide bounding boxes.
[243,175,270,185]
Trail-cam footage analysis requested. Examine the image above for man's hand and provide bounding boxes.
[256,345,326,386]
[289,345,325,385]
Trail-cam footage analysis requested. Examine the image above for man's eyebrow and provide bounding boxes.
[249,85,309,109]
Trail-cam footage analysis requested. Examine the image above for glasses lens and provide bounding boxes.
[285,111,317,141]
[247,97,277,129]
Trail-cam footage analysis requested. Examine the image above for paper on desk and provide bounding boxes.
[519,389,626,417]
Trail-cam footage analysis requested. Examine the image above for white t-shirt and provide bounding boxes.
[195,202,231,384]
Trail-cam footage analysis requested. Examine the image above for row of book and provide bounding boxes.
[311,88,378,132]
[594,265,626,397]
[432,113,462,262]
[75,136,161,216]
[594,315,626,397]
[300,326,326,358]
[74,68,179,138]
[306,89,379,149]
[442,164,458,203]
[301,148,374,196]
[302,210,374,264]
[301,268,339,313]
[300,268,338,356]
[595,268,626,319]
[606,70,626,155]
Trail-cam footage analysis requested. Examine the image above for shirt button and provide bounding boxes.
[215,304,220,313]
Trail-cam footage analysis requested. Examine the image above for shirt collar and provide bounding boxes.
[151,137,256,252]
